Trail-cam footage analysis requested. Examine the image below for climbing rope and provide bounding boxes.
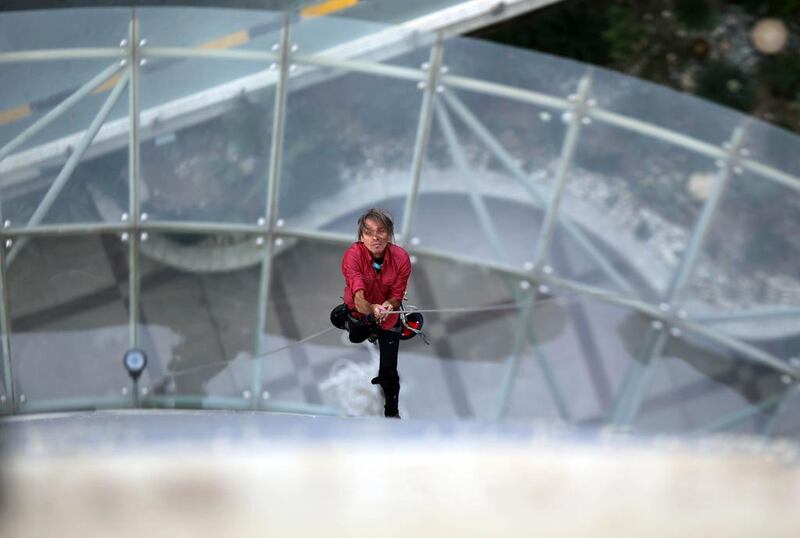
[162,296,569,381]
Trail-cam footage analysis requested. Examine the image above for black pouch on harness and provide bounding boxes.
[330,303,350,330]
[330,303,378,343]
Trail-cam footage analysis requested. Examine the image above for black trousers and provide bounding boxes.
[347,320,400,416]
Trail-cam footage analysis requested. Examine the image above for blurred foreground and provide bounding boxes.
[1,410,799,537]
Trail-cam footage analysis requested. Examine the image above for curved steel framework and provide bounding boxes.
[0,8,798,436]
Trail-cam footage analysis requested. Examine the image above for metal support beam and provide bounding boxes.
[127,15,141,408]
[0,48,123,63]
[690,391,789,436]
[0,222,129,237]
[254,14,291,410]
[496,73,593,422]
[495,289,536,420]
[6,70,130,266]
[679,320,797,377]
[530,73,592,269]
[441,90,635,295]
[529,332,573,422]
[695,306,800,324]
[667,127,746,302]
[763,386,799,437]
[399,34,444,246]
[144,46,278,63]
[609,327,668,425]
[0,62,124,163]
[433,100,506,260]
[0,237,16,414]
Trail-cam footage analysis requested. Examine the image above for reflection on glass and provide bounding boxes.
[139,74,273,223]
[278,69,420,228]
[545,122,717,301]
[138,233,262,398]
[442,37,585,101]
[591,66,741,147]
[6,235,130,404]
[635,328,791,435]
[685,170,800,361]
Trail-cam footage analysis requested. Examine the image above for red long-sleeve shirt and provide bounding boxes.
[341,242,412,330]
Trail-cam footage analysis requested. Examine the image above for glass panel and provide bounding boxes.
[0,58,130,228]
[684,170,800,362]
[3,148,130,229]
[634,331,792,436]
[768,388,800,439]
[135,9,282,224]
[592,66,741,147]
[441,37,586,101]
[277,68,420,231]
[138,65,274,224]
[292,14,388,56]
[7,234,130,406]
[387,255,520,421]
[544,122,716,301]
[0,8,132,51]
[509,294,651,424]
[261,239,354,410]
[137,233,262,405]
[137,8,283,50]
[292,14,433,66]
[743,118,800,180]
[410,89,565,268]
[0,59,130,170]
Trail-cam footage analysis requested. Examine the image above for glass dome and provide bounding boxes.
[0,6,798,439]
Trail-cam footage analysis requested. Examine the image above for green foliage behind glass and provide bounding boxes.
[674,0,715,29]
[695,61,757,113]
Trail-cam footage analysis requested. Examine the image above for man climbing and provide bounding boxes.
[335,208,412,418]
